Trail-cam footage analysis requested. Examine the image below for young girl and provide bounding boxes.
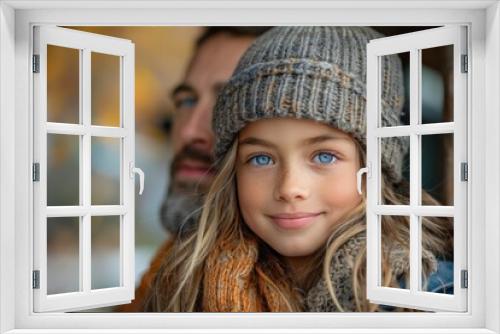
[143,26,453,312]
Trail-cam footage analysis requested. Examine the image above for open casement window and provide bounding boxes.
[33,26,143,312]
[366,26,467,312]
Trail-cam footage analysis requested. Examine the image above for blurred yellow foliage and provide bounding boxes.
[49,26,201,140]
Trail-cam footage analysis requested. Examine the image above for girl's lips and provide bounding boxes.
[269,212,322,230]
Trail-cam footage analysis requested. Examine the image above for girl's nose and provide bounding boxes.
[273,166,310,202]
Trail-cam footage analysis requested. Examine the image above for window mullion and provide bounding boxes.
[374,205,454,216]
[81,48,92,294]
[409,48,421,294]
[375,122,454,137]
[90,126,127,138]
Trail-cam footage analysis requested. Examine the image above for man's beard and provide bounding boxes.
[160,145,214,236]
[160,186,205,237]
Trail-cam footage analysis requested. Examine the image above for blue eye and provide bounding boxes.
[249,154,273,166]
[175,96,197,109]
[313,152,337,164]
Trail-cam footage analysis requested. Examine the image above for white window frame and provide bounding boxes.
[366,26,468,312]
[1,1,499,333]
[33,26,136,312]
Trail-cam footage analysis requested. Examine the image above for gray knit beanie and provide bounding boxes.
[213,26,407,183]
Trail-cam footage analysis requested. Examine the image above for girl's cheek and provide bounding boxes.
[236,169,267,202]
[320,170,359,204]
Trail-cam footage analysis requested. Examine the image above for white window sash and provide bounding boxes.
[32,26,136,312]
[366,25,468,312]
[3,4,492,331]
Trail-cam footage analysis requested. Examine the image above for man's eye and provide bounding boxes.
[313,152,337,164]
[249,154,274,166]
[174,96,197,110]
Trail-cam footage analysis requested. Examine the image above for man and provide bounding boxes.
[118,27,270,312]
[161,27,270,237]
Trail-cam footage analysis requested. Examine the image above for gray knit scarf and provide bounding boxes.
[305,232,438,312]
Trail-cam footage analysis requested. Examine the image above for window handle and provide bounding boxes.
[129,162,145,195]
[356,164,370,195]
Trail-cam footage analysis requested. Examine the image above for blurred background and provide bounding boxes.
[44,26,454,310]
[46,27,201,302]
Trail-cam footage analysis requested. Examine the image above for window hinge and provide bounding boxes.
[32,55,40,73]
[461,54,468,73]
[32,270,40,289]
[461,269,468,289]
[32,163,40,182]
[461,162,468,182]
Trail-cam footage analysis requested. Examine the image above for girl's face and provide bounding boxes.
[236,118,362,258]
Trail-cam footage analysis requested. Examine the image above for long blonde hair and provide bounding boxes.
[322,140,453,312]
[145,137,453,312]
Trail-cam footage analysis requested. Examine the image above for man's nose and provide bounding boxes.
[274,165,310,202]
[177,101,214,153]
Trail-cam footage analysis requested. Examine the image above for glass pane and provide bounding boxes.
[379,52,409,127]
[380,215,410,289]
[91,216,120,289]
[379,136,410,205]
[47,45,80,124]
[91,137,121,205]
[91,52,120,127]
[421,45,454,124]
[421,216,454,294]
[47,134,79,206]
[421,134,454,206]
[47,217,80,294]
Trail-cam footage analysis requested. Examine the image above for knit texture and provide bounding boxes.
[121,230,438,312]
[202,231,438,312]
[213,26,407,183]
[202,235,298,312]
[305,232,438,312]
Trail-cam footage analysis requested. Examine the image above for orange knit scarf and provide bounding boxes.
[202,235,303,312]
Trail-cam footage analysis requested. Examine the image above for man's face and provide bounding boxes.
[161,32,255,234]
[170,33,255,194]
